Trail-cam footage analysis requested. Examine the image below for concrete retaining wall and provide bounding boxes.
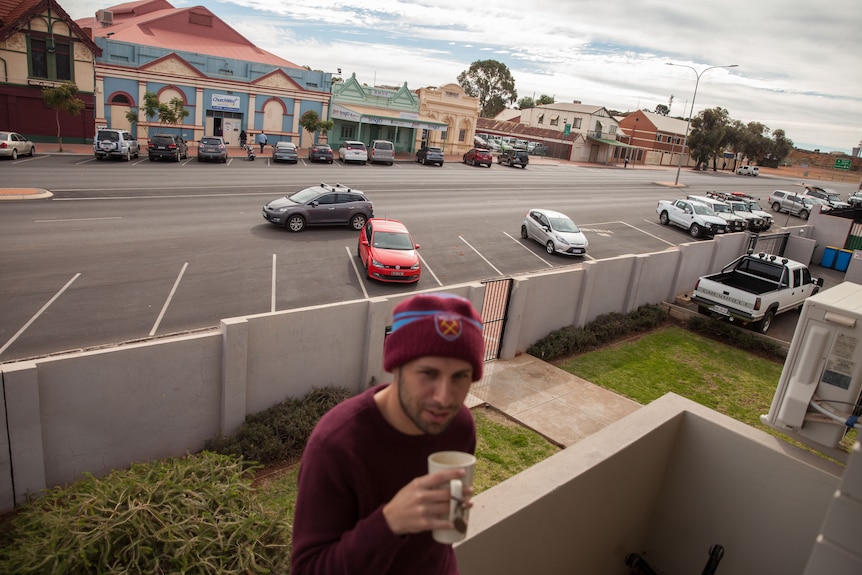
[0,235,823,511]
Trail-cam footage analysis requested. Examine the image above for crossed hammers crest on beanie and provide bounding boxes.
[383,293,485,381]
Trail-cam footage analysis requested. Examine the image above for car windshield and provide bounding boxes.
[549,217,580,233]
[289,188,325,204]
[731,202,752,213]
[373,231,414,250]
[692,204,713,215]
[826,193,841,202]
[749,201,764,211]
[712,203,731,213]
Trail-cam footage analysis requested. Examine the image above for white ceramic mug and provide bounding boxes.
[428,450,476,543]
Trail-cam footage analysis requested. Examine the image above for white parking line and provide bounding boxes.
[417,253,443,286]
[272,254,277,312]
[35,216,122,223]
[150,262,188,336]
[345,246,370,299]
[459,235,503,276]
[632,220,676,245]
[0,273,81,357]
[504,231,554,266]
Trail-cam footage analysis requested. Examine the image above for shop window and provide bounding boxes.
[340,125,355,139]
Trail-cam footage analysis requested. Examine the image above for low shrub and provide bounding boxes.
[686,315,786,361]
[526,304,670,361]
[205,385,351,465]
[0,452,290,574]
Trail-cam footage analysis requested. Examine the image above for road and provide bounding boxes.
[0,154,830,363]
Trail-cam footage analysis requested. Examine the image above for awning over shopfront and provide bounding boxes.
[331,104,448,130]
[588,136,636,148]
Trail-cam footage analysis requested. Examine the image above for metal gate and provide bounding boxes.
[480,278,513,362]
[747,232,790,256]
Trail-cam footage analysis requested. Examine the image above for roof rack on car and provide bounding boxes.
[320,182,353,193]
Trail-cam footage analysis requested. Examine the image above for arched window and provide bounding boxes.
[110,94,131,105]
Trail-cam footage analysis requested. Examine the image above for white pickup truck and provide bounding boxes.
[656,198,729,238]
[691,252,823,333]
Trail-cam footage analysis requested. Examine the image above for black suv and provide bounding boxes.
[498,148,529,169]
[148,134,188,162]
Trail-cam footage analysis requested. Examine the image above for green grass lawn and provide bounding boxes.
[554,326,784,432]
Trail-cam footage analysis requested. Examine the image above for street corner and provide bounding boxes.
[0,188,53,200]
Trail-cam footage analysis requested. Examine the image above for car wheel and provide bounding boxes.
[521,165,527,169]
[472,159,477,167]
[221,157,227,164]
[771,202,781,212]
[149,155,155,161]
[545,241,555,255]
[96,155,103,161]
[328,159,333,164]
[800,210,809,220]
[125,148,131,162]
[462,156,467,164]
[29,147,35,157]
[175,152,181,162]
[422,157,428,165]
[697,306,710,316]
[497,157,502,164]
[11,149,18,160]
[689,224,702,238]
[197,157,202,162]
[659,211,670,225]
[756,309,775,334]
[287,215,306,232]
[520,225,528,239]
[350,214,368,231]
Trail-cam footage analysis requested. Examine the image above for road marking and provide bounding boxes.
[504,231,554,267]
[345,246,369,299]
[629,220,676,245]
[35,216,122,223]
[459,235,503,276]
[0,273,81,357]
[150,262,188,336]
[418,253,443,286]
[272,254,277,312]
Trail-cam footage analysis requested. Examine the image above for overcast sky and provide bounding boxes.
[68,0,862,154]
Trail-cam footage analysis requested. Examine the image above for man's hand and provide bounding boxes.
[382,469,472,536]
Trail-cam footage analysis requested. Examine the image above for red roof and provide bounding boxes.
[0,0,101,55]
[76,0,298,69]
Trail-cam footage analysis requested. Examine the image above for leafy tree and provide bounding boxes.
[687,107,731,170]
[769,129,794,166]
[41,82,85,152]
[457,59,517,118]
[518,96,536,110]
[299,110,334,142]
[125,91,188,139]
[654,104,670,116]
[537,94,554,105]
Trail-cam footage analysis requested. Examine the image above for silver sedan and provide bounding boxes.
[0,131,36,160]
[521,208,589,256]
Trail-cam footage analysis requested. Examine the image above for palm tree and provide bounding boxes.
[42,82,85,152]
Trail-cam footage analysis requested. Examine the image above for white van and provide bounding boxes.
[736,165,759,176]
[369,140,395,165]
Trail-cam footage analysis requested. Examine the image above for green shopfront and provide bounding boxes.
[329,74,446,154]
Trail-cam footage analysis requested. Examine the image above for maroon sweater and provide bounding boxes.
[290,384,476,574]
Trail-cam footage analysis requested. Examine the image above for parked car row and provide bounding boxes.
[261,183,591,284]
[0,131,36,160]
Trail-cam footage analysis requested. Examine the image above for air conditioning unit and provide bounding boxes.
[95,9,114,26]
[762,281,862,462]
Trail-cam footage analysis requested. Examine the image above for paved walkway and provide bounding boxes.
[467,353,641,447]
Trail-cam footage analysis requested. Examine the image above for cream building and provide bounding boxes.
[416,83,481,157]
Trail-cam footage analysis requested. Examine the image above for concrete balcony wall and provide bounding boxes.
[456,394,842,575]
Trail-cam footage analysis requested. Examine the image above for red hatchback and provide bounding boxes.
[462,147,493,168]
[357,218,421,283]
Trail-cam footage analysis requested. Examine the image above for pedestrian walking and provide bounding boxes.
[257,131,267,153]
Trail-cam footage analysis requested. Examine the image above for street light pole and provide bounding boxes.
[666,63,738,186]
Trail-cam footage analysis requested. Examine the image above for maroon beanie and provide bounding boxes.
[384,293,485,381]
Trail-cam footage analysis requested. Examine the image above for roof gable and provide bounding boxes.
[0,0,101,54]
[139,52,206,78]
[252,68,303,91]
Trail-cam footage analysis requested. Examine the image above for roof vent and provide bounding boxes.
[95,10,114,26]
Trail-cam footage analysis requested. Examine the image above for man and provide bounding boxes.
[257,131,267,153]
[291,293,485,575]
